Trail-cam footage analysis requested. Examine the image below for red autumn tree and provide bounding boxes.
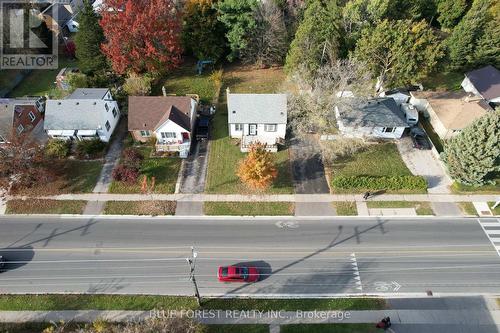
[99,0,183,74]
[237,142,278,190]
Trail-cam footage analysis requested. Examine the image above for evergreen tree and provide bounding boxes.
[442,111,500,186]
[472,15,500,67]
[284,0,342,77]
[74,0,108,74]
[183,0,227,61]
[354,19,443,88]
[445,0,490,70]
[436,0,468,30]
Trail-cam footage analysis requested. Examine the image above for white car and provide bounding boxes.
[65,19,79,33]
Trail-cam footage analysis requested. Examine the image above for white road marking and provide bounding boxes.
[350,253,362,291]
[477,218,500,257]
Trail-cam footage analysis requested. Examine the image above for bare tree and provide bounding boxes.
[242,1,289,67]
[287,59,373,137]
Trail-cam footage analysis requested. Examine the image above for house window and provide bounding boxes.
[28,111,36,122]
[0,135,5,143]
[249,124,257,136]
[234,124,243,131]
[105,104,109,111]
[264,124,277,132]
[382,127,395,133]
[17,124,24,134]
[105,121,111,131]
[161,132,176,139]
[112,107,117,118]
[140,130,151,137]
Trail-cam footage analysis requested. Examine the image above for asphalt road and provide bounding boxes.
[0,216,499,296]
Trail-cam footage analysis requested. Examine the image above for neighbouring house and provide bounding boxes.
[335,97,408,139]
[461,65,500,105]
[44,88,120,142]
[227,89,287,152]
[41,0,85,36]
[0,97,47,145]
[379,85,423,106]
[128,96,198,158]
[409,91,492,140]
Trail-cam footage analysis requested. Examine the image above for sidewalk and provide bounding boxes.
[7,193,500,203]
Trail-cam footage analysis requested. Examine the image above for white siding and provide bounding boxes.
[97,101,120,142]
[461,77,480,96]
[155,120,189,144]
[229,123,286,143]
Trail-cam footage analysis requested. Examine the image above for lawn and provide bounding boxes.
[0,295,385,311]
[330,143,427,194]
[109,147,182,194]
[334,202,358,216]
[281,324,379,333]
[205,65,293,194]
[156,60,216,103]
[6,199,86,214]
[206,325,269,333]
[204,202,294,215]
[421,71,463,91]
[8,57,78,97]
[489,202,500,216]
[451,179,500,194]
[458,202,478,216]
[366,201,434,215]
[11,160,103,196]
[103,201,176,215]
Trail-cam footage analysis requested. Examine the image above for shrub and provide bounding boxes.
[121,147,144,168]
[123,73,154,96]
[75,139,106,159]
[45,139,71,159]
[332,175,428,191]
[112,165,140,184]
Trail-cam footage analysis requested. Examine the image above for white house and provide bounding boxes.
[227,89,287,152]
[44,88,120,142]
[335,98,408,139]
[128,96,197,158]
[461,65,500,104]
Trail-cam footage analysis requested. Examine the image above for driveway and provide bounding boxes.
[289,136,330,194]
[396,136,452,194]
[179,139,209,193]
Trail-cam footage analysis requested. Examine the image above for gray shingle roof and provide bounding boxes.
[337,98,408,128]
[227,93,287,124]
[465,65,500,100]
[44,99,107,130]
[68,88,110,100]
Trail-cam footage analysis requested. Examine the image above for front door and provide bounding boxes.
[249,124,257,136]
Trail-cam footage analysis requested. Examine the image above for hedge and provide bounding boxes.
[332,175,428,190]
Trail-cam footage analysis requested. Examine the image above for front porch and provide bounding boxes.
[155,139,191,158]
[240,135,279,152]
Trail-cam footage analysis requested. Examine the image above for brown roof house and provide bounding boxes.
[409,91,492,140]
[0,97,47,145]
[128,96,198,158]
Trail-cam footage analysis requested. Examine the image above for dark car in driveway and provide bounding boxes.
[410,127,432,150]
[195,116,210,141]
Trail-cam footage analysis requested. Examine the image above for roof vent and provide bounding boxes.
[93,102,96,105]
[232,110,236,114]
[76,102,79,105]
[57,102,61,105]
[143,123,147,127]
[280,112,284,115]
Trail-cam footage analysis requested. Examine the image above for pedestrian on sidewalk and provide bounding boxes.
[363,191,371,200]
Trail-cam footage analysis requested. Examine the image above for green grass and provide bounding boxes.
[8,57,77,97]
[204,202,294,215]
[334,202,358,216]
[366,201,434,215]
[282,324,379,333]
[422,71,463,91]
[6,199,86,214]
[0,295,385,311]
[205,65,293,194]
[103,201,176,215]
[156,61,215,103]
[451,179,500,194]
[109,147,182,194]
[458,202,478,216]
[489,202,500,216]
[11,160,103,196]
[420,116,444,153]
[206,325,269,333]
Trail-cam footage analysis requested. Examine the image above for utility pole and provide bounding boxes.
[186,246,201,305]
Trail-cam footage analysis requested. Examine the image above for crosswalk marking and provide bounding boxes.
[477,219,500,257]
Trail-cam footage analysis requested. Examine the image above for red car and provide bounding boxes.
[217,265,259,282]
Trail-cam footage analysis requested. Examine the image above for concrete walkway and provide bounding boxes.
[1,309,499,326]
[11,193,499,203]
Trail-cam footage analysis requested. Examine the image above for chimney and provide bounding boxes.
[162,86,167,97]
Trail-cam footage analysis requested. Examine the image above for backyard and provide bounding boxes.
[109,146,181,194]
[330,143,428,194]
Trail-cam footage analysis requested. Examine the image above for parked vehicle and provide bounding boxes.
[195,116,210,141]
[410,127,431,150]
[217,265,259,282]
[401,103,418,126]
[0,255,5,269]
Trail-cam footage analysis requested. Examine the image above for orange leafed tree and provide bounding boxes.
[237,143,278,190]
